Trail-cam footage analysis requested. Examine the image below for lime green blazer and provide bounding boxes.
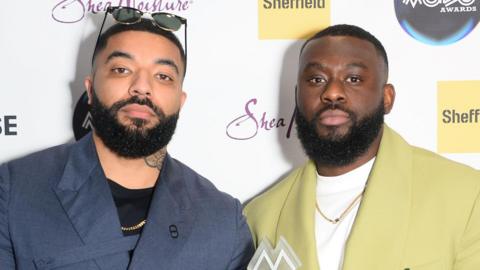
[244,126,480,270]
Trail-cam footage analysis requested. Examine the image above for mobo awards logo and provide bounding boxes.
[437,80,480,153]
[395,0,479,45]
[258,0,330,39]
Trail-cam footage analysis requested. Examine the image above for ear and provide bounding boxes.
[383,83,395,114]
[294,85,299,107]
[84,76,94,105]
[179,90,187,109]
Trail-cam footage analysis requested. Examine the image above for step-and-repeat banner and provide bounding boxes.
[1,0,479,201]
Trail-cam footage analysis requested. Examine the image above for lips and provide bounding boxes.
[120,104,156,120]
[318,109,350,126]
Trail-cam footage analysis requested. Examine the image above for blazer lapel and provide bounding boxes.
[342,126,412,270]
[276,160,320,270]
[129,155,194,269]
[53,134,130,269]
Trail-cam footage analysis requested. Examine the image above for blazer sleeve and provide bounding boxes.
[226,199,255,270]
[454,189,480,270]
[0,164,15,269]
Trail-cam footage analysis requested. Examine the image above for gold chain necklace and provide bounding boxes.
[315,191,364,224]
[121,220,147,232]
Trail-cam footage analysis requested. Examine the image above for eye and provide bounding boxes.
[111,67,130,74]
[346,75,362,83]
[156,73,173,81]
[307,76,327,84]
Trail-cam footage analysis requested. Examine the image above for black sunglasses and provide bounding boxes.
[92,6,187,64]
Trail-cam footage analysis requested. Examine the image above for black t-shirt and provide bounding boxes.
[108,179,155,236]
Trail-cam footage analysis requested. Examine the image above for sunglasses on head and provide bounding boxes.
[92,6,187,64]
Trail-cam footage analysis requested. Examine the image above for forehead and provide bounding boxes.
[100,31,183,68]
[300,36,383,70]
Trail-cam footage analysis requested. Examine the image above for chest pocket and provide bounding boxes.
[403,258,445,270]
[33,236,138,270]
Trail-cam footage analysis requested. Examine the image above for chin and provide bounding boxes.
[122,117,155,127]
[317,124,352,139]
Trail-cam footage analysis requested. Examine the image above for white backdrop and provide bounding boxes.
[1,0,479,202]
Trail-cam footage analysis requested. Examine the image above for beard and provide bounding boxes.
[295,102,385,167]
[89,90,179,159]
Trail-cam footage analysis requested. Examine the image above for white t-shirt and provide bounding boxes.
[315,158,375,270]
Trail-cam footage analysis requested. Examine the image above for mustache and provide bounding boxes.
[110,96,165,119]
[312,103,355,121]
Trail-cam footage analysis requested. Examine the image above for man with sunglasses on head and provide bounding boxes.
[0,8,253,270]
[244,24,480,270]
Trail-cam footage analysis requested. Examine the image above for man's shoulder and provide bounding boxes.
[2,141,75,176]
[384,125,479,180]
[412,145,474,170]
[167,157,239,206]
[0,140,83,200]
[384,126,480,191]
[411,145,480,186]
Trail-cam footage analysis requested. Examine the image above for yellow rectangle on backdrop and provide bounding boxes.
[438,81,480,153]
[258,0,331,40]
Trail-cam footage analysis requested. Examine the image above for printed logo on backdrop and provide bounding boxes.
[0,115,18,136]
[226,98,295,140]
[52,0,193,23]
[258,0,331,39]
[437,80,480,153]
[73,92,93,140]
[395,0,479,45]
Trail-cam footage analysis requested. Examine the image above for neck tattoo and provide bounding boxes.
[144,148,167,171]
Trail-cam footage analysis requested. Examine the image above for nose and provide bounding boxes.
[128,71,152,98]
[321,79,346,106]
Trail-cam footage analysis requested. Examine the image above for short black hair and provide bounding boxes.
[300,24,388,72]
[92,18,186,76]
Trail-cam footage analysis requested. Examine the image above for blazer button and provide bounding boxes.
[169,224,179,238]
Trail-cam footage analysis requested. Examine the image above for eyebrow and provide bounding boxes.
[304,62,324,71]
[105,51,132,63]
[346,62,368,70]
[303,61,369,71]
[156,59,180,75]
[105,50,180,75]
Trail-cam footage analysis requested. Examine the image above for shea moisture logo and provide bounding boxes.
[226,98,296,140]
[258,0,330,39]
[52,0,192,23]
[395,0,479,45]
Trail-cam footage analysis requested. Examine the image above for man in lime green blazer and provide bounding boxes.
[244,25,480,270]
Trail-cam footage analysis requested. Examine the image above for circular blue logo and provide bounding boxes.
[394,0,479,45]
